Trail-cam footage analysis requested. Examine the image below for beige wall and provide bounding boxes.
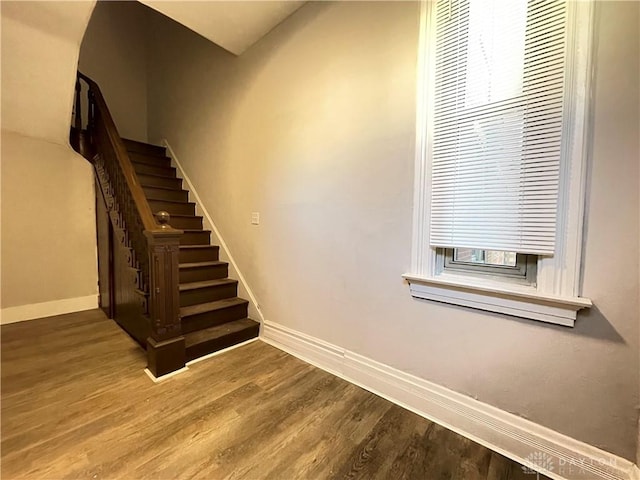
[1,1,95,143]
[79,1,148,142]
[1,2,99,316]
[1,131,97,309]
[146,1,639,461]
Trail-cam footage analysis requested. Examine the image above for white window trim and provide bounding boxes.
[404,0,595,327]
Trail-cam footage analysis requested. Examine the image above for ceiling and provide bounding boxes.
[138,1,305,55]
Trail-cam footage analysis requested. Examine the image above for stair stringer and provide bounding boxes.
[161,139,264,326]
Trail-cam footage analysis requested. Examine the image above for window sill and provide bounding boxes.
[402,273,592,327]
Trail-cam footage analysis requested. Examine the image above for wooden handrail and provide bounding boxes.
[78,72,179,235]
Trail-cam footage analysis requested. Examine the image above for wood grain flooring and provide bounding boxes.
[1,310,548,479]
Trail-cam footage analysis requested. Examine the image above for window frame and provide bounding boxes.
[403,0,594,327]
[441,249,537,285]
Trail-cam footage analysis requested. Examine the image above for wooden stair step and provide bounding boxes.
[179,278,238,307]
[123,135,258,366]
[133,162,177,178]
[181,296,247,316]
[180,230,211,246]
[181,297,249,333]
[149,199,195,216]
[143,185,189,202]
[129,152,172,167]
[179,245,219,263]
[137,173,183,190]
[185,317,258,361]
[180,278,237,292]
[170,215,204,230]
[179,260,228,282]
[122,138,166,156]
[146,192,190,203]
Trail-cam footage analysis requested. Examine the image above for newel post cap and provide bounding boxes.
[156,211,171,229]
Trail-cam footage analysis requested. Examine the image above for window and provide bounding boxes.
[404,0,594,326]
[443,249,537,285]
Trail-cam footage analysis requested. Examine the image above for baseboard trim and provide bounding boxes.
[261,320,636,480]
[185,337,258,366]
[144,337,260,383]
[0,295,98,325]
[144,366,189,383]
[161,139,264,325]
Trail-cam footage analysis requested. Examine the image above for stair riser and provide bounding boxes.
[182,303,249,334]
[170,216,203,230]
[138,175,183,190]
[180,283,238,308]
[179,264,228,283]
[124,141,166,156]
[133,163,176,177]
[149,200,195,216]
[185,324,259,361]
[144,188,189,202]
[129,153,172,167]
[180,232,211,246]
[179,247,219,263]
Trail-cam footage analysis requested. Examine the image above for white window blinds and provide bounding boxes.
[429,0,567,255]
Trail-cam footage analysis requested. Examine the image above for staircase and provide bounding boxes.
[71,71,259,376]
[123,138,259,362]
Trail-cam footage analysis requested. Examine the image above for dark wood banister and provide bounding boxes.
[74,71,186,378]
[78,72,176,235]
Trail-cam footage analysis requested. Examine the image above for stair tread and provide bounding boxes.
[180,244,217,250]
[179,278,238,291]
[132,164,176,178]
[149,199,195,205]
[123,138,165,151]
[131,158,171,167]
[129,159,172,169]
[182,229,210,234]
[129,151,171,161]
[142,185,187,192]
[181,297,249,318]
[179,260,226,269]
[137,172,179,180]
[184,318,257,348]
[132,165,174,176]
[123,138,163,147]
[139,183,182,191]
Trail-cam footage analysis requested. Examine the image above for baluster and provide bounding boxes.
[87,87,96,135]
[74,78,82,130]
[144,211,185,377]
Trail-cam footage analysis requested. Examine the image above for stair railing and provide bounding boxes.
[73,72,186,377]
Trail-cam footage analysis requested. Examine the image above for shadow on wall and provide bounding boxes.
[572,305,626,344]
[483,303,626,344]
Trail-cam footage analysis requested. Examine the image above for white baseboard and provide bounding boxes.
[144,337,259,383]
[186,337,258,366]
[261,320,637,480]
[0,294,98,325]
[144,366,189,383]
[161,139,264,325]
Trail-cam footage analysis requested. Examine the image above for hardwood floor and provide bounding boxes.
[1,310,547,479]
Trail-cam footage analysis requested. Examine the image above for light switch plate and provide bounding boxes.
[251,212,260,225]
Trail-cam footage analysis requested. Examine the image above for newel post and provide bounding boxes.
[144,211,185,378]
